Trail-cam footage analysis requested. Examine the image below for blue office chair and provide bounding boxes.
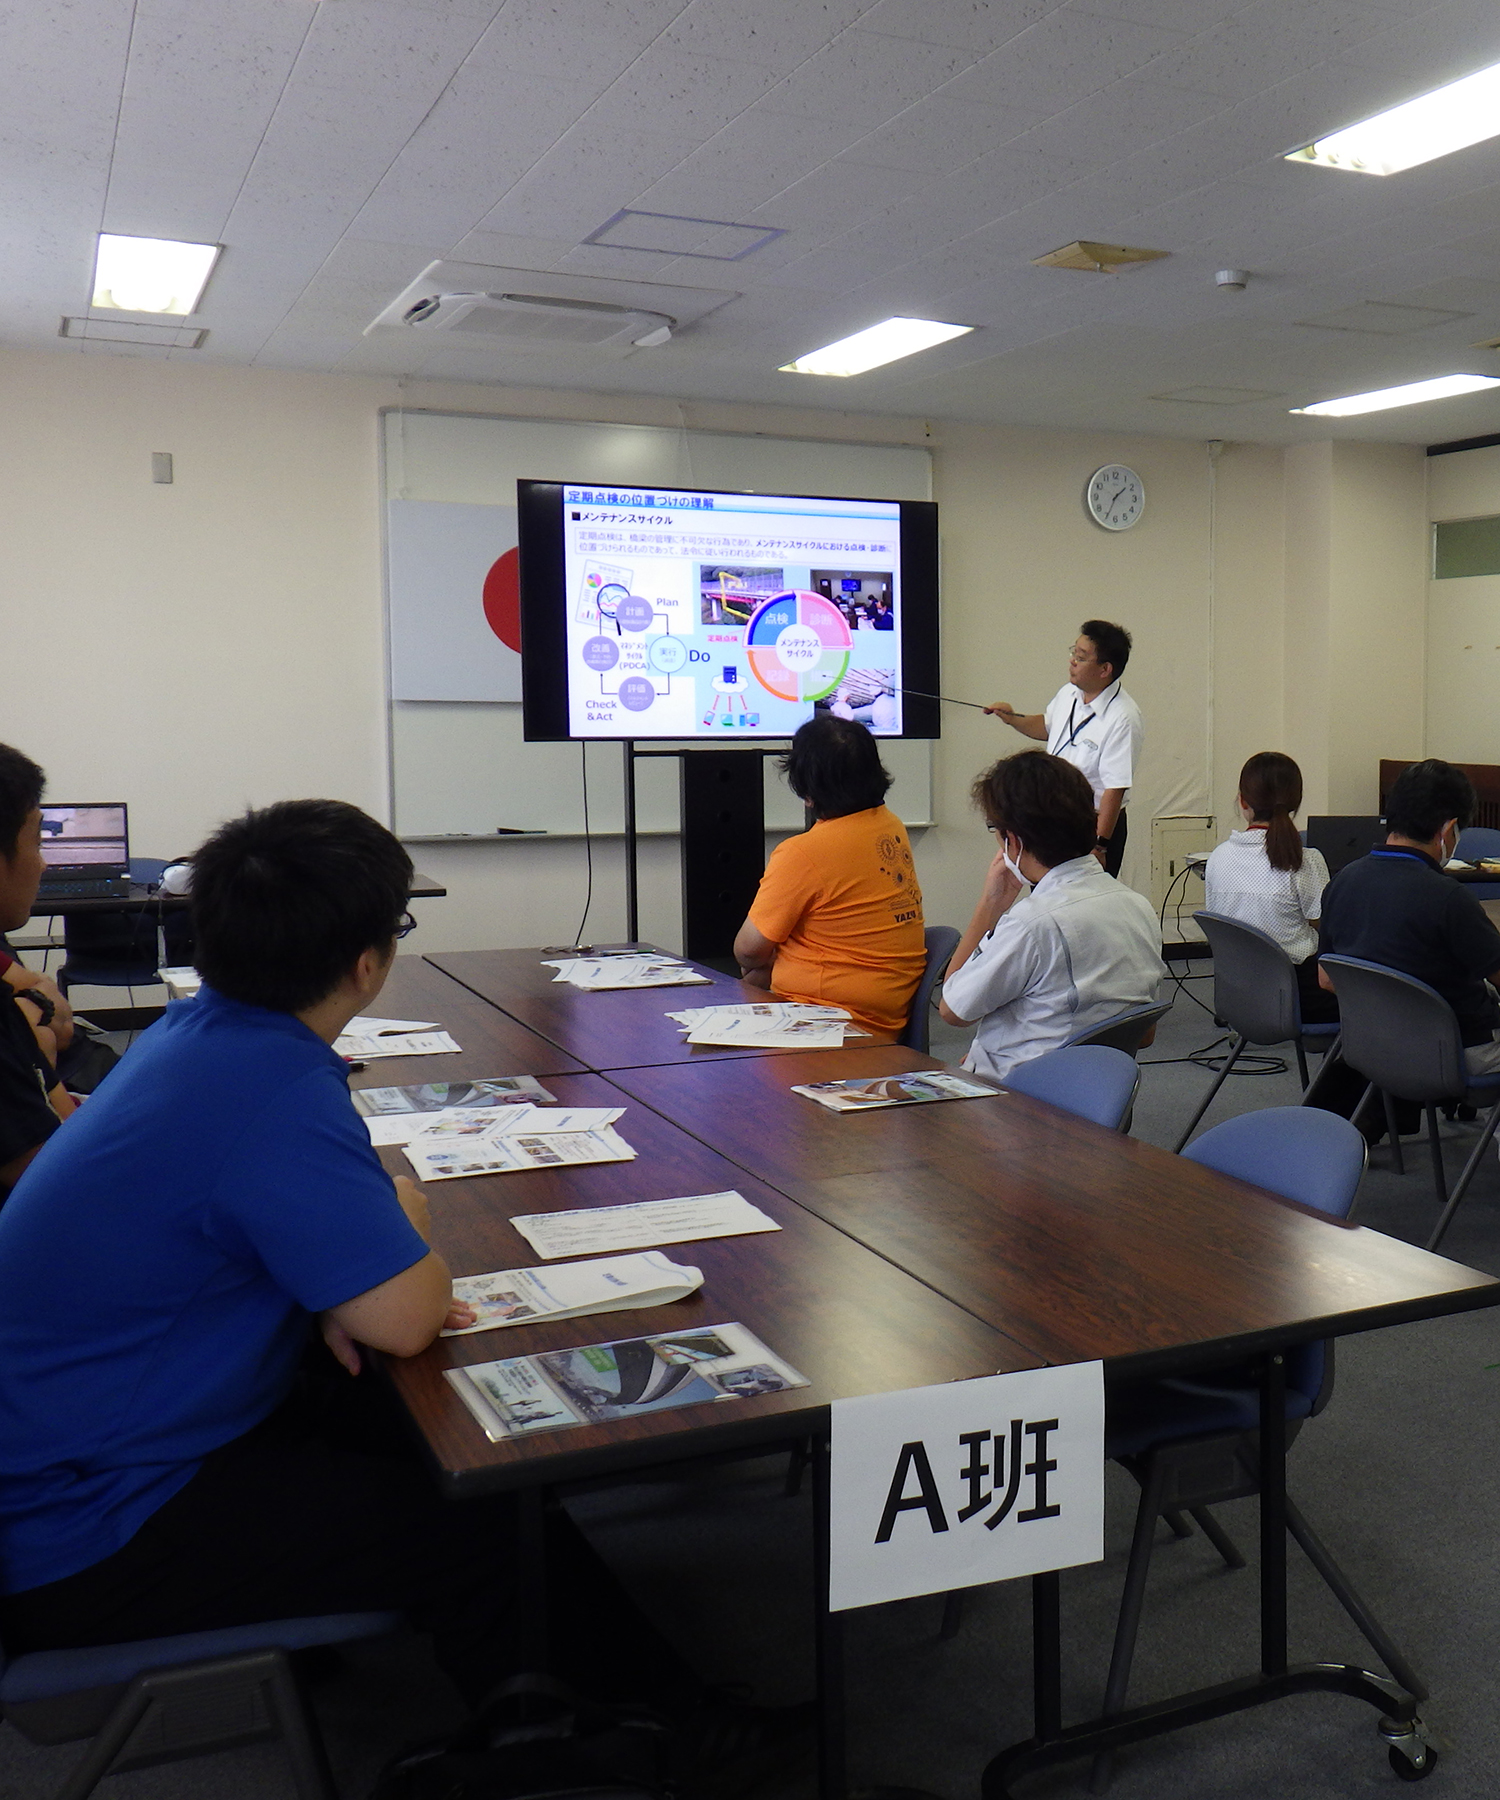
[1,1609,401,1799]
[1061,1001,1170,1057]
[1091,1107,1423,1790]
[55,861,172,999]
[1003,1045,1139,1132]
[1455,826,1500,862]
[1319,954,1500,1250]
[899,924,960,1053]
[1173,911,1340,1152]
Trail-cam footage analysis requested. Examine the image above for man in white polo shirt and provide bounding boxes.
[986,620,1143,877]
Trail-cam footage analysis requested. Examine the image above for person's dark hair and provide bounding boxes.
[781,715,892,818]
[1080,619,1131,679]
[971,750,1097,868]
[1384,759,1476,845]
[1239,751,1304,873]
[190,799,414,1013]
[0,744,45,860]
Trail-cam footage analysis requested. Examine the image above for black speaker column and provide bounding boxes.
[679,751,768,963]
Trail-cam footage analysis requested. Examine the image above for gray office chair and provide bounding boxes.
[900,925,960,1053]
[1173,911,1340,1153]
[1318,954,1500,1249]
[1062,1001,1170,1057]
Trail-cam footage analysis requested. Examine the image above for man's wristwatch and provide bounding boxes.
[1095,836,1112,849]
[19,988,55,1028]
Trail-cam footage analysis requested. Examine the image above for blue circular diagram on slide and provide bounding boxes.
[648,635,688,673]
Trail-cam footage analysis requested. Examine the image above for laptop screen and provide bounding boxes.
[39,804,129,873]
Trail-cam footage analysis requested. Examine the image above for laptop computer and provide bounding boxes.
[36,803,131,900]
[1305,815,1387,876]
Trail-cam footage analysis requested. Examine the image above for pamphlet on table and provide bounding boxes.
[353,1076,557,1145]
[334,1016,461,1060]
[666,1002,864,1049]
[792,1070,1001,1113]
[542,953,714,991]
[445,1322,808,1441]
[509,1189,781,1260]
[441,1250,703,1336]
[405,1117,635,1181]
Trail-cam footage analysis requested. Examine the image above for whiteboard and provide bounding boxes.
[382,409,933,838]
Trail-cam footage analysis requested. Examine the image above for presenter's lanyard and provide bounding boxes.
[1053,685,1117,755]
[1056,700,1093,752]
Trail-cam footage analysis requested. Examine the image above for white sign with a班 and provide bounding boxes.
[828,1363,1105,1612]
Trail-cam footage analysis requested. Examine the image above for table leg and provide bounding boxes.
[813,1432,847,1800]
[1259,1352,1288,1678]
[1032,1571,1062,1743]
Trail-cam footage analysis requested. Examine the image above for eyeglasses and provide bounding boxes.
[394,910,418,940]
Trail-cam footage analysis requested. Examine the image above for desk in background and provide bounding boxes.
[427,944,896,1071]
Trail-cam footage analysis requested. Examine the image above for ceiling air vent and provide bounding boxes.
[401,292,674,348]
[1032,241,1168,274]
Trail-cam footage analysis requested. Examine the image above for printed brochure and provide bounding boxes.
[509,1190,781,1259]
[542,954,714,990]
[353,1077,556,1146]
[445,1322,808,1441]
[791,1070,1002,1112]
[406,1123,636,1182]
[440,1250,703,1336]
[666,1002,862,1049]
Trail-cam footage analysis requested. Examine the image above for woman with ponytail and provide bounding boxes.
[1204,751,1337,1022]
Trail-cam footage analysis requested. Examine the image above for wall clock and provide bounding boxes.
[1086,465,1145,531]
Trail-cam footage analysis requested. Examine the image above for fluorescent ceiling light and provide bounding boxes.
[1290,373,1500,417]
[91,234,219,315]
[781,316,972,377]
[1286,58,1500,175]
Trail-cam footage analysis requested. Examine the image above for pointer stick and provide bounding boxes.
[900,687,993,712]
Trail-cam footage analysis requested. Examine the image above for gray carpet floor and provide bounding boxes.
[6,972,1500,1799]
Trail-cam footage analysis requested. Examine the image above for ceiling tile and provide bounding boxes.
[601,45,783,131]
[944,8,1188,110]
[1146,0,1403,105]
[856,0,1062,54]
[756,30,979,127]
[659,106,874,193]
[102,0,312,241]
[472,126,706,240]
[837,93,1047,174]
[660,0,873,75]
[344,69,600,247]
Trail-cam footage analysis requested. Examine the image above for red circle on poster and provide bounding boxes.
[482,548,521,652]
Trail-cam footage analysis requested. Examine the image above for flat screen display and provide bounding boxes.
[39,804,129,871]
[518,480,939,741]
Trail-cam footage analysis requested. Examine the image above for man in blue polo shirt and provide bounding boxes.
[1319,759,1500,1075]
[0,799,532,1698]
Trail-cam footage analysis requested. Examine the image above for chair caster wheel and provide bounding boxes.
[1388,1741,1438,1780]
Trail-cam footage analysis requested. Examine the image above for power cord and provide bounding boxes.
[1148,862,1288,1076]
[572,741,594,949]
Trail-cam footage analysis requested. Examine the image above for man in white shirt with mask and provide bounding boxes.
[985,620,1142,877]
[940,751,1165,1081]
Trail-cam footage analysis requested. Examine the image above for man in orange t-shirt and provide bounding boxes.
[733,716,925,1035]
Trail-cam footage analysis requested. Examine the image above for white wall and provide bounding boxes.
[0,344,1436,958]
[1428,444,1500,767]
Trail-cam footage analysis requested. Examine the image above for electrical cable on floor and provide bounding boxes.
[1149,863,1289,1075]
[572,741,594,948]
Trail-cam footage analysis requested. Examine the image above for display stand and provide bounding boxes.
[623,741,797,962]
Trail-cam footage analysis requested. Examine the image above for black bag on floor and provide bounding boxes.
[370,1674,676,1800]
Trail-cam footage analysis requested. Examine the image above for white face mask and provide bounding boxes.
[1002,837,1030,887]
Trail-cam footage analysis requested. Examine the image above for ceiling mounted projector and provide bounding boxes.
[401,291,674,347]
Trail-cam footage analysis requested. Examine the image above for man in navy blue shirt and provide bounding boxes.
[0,800,532,1697]
[1320,759,1500,1075]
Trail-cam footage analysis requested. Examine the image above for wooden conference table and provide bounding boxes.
[368,949,1500,1794]
[29,870,448,918]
